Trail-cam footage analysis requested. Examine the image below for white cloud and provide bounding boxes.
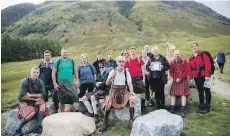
[1,0,46,9]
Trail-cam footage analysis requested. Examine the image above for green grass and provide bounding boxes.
[93,93,230,136]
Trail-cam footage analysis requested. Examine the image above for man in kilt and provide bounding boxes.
[169,50,191,117]
[99,56,135,132]
[80,59,110,123]
[14,67,49,135]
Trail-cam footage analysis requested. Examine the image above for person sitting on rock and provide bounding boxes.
[99,56,135,132]
[80,60,110,123]
[14,67,48,136]
[169,50,191,118]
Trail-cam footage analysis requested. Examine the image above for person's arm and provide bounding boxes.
[223,53,226,63]
[106,70,115,85]
[180,60,188,80]
[52,68,58,86]
[140,58,145,80]
[162,57,170,71]
[126,71,134,94]
[187,59,193,80]
[169,61,176,81]
[146,59,151,72]
[19,79,37,102]
[91,65,97,81]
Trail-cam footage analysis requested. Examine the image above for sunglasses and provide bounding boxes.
[99,67,104,68]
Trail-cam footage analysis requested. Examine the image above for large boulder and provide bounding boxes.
[4,102,56,135]
[131,109,184,136]
[42,112,96,136]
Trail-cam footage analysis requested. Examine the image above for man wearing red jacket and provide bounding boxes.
[188,42,211,114]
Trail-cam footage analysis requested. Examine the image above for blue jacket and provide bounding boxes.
[216,52,225,64]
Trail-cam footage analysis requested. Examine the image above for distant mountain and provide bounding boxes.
[1,3,37,28]
[2,1,230,49]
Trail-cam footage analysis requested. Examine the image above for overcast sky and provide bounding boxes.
[1,0,230,19]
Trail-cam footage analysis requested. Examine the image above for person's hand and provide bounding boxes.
[35,98,41,102]
[176,78,181,83]
[142,79,146,86]
[76,80,80,88]
[54,83,60,91]
[27,92,32,97]
[130,92,135,96]
[111,71,117,77]
[205,77,210,80]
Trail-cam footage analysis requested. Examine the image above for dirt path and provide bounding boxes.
[212,76,230,99]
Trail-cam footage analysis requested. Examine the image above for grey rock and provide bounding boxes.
[134,94,141,118]
[131,109,184,136]
[4,102,56,135]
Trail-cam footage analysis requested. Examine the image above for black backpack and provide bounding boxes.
[200,51,215,75]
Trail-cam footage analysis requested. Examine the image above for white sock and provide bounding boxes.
[92,101,98,115]
[83,101,93,114]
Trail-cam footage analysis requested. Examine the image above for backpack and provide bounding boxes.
[78,64,94,78]
[200,51,215,75]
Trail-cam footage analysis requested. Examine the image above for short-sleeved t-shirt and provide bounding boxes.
[18,77,46,105]
[124,57,144,78]
[108,69,132,85]
[53,58,76,82]
[78,64,96,84]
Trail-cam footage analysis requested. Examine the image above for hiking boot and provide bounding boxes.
[169,105,175,114]
[200,108,208,114]
[88,113,94,117]
[94,114,100,124]
[180,106,186,118]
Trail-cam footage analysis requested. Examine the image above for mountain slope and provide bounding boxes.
[1,3,37,28]
[2,1,230,50]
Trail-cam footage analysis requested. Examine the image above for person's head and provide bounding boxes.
[97,50,103,60]
[116,56,125,71]
[142,50,147,58]
[218,49,222,53]
[191,42,200,53]
[120,49,129,59]
[174,50,181,60]
[144,45,150,52]
[129,46,136,56]
[61,48,69,59]
[99,59,107,73]
[81,53,88,64]
[44,50,51,62]
[30,67,39,80]
[107,50,113,60]
[152,46,160,57]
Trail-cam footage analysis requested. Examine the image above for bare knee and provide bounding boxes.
[90,96,96,102]
[39,104,46,111]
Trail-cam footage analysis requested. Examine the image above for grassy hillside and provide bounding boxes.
[2,1,230,48]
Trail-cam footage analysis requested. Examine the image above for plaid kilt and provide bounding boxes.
[169,78,191,96]
[58,81,78,104]
[101,85,135,110]
[17,100,49,119]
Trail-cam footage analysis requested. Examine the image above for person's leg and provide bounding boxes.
[180,95,186,118]
[60,104,65,112]
[204,87,211,112]
[36,104,46,134]
[170,96,176,113]
[82,96,94,116]
[79,83,88,98]
[99,110,110,132]
[145,76,150,101]
[141,92,146,113]
[52,90,59,113]
[160,82,165,109]
[15,111,36,135]
[91,95,99,123]
[153,81,161,109]
[194,78,205,113]
[44,87,49,102]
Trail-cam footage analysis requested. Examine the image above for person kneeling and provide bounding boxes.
[99,56,135,132]
[14,67,48,136]
[80,60,110,123]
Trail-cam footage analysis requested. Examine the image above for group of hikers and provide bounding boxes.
[14,42,226,136]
